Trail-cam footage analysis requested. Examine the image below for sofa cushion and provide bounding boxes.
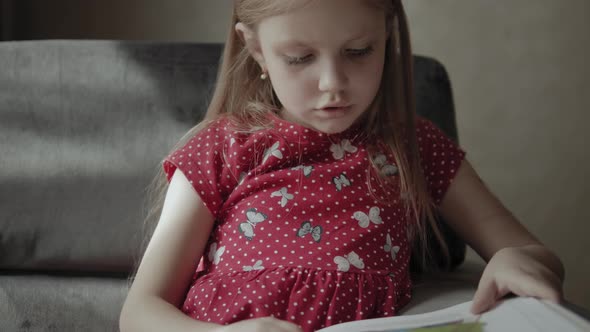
[0,41,222,272]
[0,274,128,331]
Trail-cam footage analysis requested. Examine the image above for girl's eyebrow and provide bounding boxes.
[273,39,310,50]
[273,33,374,50]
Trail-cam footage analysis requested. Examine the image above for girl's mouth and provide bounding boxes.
[318,105,351,112]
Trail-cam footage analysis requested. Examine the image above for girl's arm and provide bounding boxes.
[119,170,221,331]
[438,160,565,313]
[119,171,303,332]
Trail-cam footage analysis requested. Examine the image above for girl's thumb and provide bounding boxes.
[470,280,498,314]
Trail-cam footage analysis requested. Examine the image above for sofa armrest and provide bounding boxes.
[401,256,484,315]
[0,274,129,331]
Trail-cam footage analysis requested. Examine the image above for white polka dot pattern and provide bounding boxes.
[161,113,465,331]
[415,117,466,205]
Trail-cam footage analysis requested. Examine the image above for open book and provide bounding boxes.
[317,297,590,332]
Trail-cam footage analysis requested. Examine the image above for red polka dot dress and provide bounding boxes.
[163,113,465,331]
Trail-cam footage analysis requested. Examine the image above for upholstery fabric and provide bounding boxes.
[0,41,222,272]
[0,274,128,331]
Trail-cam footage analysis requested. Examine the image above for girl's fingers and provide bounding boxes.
[510,273,563,303]
[472,270,563,315]
[471,267,514,314]
[540,269,564,302]
[471,276,502,314]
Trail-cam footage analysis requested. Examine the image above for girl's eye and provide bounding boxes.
[346,46,374,57]
[284,46,373,66]
[285,54,313,65]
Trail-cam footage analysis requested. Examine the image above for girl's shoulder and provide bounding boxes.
[413,115,466,205]
[195,115,234,137]
[415,115,441,133]
[175,114,282,166]
[198,113,276,139]
[412,115,459,148]
[180,115,256,148]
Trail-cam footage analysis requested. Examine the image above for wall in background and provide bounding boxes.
[404,0,590,311]
[0,0,16,40]
[11,0,590,310]
[10,0,230,42]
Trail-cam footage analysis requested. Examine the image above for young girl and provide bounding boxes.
[120,1,565,331]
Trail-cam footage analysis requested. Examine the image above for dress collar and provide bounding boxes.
[265,111,366,145]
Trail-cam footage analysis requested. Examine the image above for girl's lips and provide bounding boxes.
[316,106,351,112]
[314,106,352,118]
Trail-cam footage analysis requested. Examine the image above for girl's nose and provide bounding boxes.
[318,60,348,93]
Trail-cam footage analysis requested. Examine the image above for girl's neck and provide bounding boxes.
[268,110,366,143]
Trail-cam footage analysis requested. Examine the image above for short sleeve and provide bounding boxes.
[416,116,466,205]
[162,118,233,218]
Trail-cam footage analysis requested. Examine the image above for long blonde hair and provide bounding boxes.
[137,0,451,277]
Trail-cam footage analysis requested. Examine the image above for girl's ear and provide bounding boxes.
[235,22,267,70]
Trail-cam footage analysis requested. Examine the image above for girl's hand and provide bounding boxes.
[215,317,303,332]
[471,244,564,314]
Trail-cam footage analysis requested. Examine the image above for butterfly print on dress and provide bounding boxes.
[296,221,323,243]
[208,242,225,265]
[330,139,358,160]
[353,206,383,228]
[271,187,294,207]
[384,233,401,261]
[237,172,247,186]
[262,141,283,164]
[333,173,351,191]
[291,165,314,177]
[333,251,365,272]
[243,260,264,272]
[374,153,398,176]
[238,208,268,241]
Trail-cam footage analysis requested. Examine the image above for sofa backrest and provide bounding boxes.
[0,40,464,275]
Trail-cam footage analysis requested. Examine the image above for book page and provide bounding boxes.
[317,302,478,332]
[317,297,590,332]
[478,297,590,332]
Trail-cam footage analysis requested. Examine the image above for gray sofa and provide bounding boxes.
[0,40,486,331]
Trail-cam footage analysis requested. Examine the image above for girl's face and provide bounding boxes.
[240,0,388,134]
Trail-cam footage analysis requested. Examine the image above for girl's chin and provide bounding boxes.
[279,110,355,134]
[308,121,353,134]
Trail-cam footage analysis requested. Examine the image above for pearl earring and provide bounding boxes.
[260,71,268,80]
